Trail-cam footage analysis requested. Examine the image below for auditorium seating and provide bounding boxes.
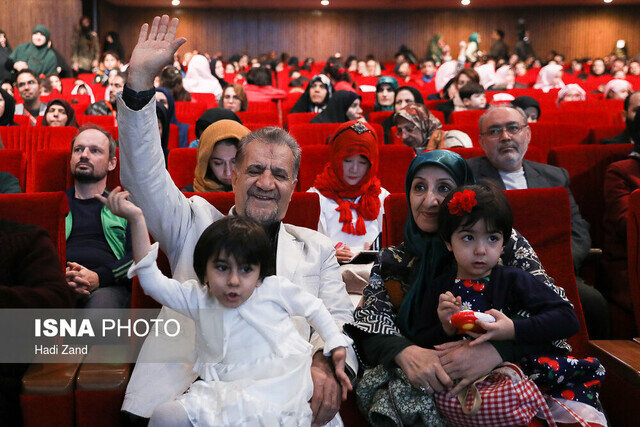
[189,92,217,109]
[448,145,546,164]
[167,124,180,150]
[289,123,384,146]
[0,149,27,192]
[28,149,121,193]
[77,114,116,128]
[175,101,208,125]
[0,126,78,160]
[167,148,196,189]
[237,111,280,126]
[383,187,588,356]
[286,112,317,127]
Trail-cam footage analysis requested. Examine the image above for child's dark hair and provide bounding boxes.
[192,216,273,284]
[458,82,485,100]
[438,181,513,244]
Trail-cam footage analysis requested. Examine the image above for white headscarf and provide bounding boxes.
[534,63,565,92]
[475,63,497,89]
[603,79,632,99]
[435,60,459,92]
[71,81,96,104]
[557,84,586,105]
[182,55,223,97]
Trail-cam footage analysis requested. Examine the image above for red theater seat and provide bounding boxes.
[590,124,626,144]
[14,115,31,126]
[168,148,197,189]
[287,112,318,127]
[0,126,78,160]
[448,145,546,164]
[449,109,485,126]
[237,111,280,126]
[189,92,218,108]
[0,149,26,191]
[528,123,591,157]
[175,101,208,125]
[246,101,278,114]
[289,123,384,147]
[77,114,116,128]
[168,124,180,150]
[547,143,631,249]
[28,149,121,193]
[383,187,588,356]
[368,111,393,125]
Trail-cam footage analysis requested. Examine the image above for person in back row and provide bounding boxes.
[290,74,333,114]
[8,25,57,76]
[84,69,127,116]
[458,81,487,111]
[602,90,640,145]
[310,90,364,123]
[13,69,46,124]
[42,98,78,127]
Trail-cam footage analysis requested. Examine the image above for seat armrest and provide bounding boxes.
[588,340,640,388]
[22,354,85,395]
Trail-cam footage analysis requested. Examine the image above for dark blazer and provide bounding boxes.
[468,156,591,270]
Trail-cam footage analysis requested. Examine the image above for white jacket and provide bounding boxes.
[116,95,357,418]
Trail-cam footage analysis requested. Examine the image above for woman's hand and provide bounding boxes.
[394,345,452,393]
[437,291,461,336]
[335,246,355,264]
[435,340,502,395]
[467,309,514,346]
[331,347,352,401]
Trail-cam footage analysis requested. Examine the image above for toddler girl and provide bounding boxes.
[415,183,605,423]
[98,188,352,427]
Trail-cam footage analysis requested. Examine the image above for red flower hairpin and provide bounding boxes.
[448,189,477,216]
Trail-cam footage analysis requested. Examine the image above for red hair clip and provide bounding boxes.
[448,189,477,216]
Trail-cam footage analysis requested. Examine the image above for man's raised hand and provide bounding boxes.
[128,15,186,91]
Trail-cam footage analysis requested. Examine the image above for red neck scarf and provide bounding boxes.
[313,121,382,235]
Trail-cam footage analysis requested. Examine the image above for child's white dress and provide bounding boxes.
[129,243,352,426]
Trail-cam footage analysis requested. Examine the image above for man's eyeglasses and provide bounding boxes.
[481,123,528,138]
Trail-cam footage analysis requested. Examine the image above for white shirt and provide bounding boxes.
[499,168,528,190]
[308,187,390,250]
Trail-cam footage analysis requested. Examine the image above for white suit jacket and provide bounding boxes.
[116,95,357,417]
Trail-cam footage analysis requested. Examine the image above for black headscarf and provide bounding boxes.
[156,104,170,165]
[0,88,16,126]
[511,96,541,122]
[42,99,78,127]
[381,86,425,144]
[156,87,189,147]
[195,108,242,140]
[103,32,124,62]
[209,58,229,90]
[310,90,360,124]
[291,74,333,114]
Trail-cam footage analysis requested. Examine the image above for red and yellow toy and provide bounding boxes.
[450,310,496,334]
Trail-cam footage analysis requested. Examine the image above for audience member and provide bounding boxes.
[93,51,122,84]
[487,29,508,62]
[71,16,99,74]
[603,78,632,100]
[468,106,609,338]
[185,119,249,192]
[159,66,191,101]
[13,69,46,124]
[0,87,17,126]
[534,63,565,91]
[290,74,333,114]
[42,98,78,127]
[182,54,222,98]
[243,66,286,102]
[189,107,242,148]
[102,31,125,63]
[419,58,436,84]
[155,86,189,147]
[556,83,586,105]
[427,34,449,65]
[156,102,170,162]
[85,69,126,116]
[70,79,95,103]
[65,124,132,308]
[0,30,12,83]
[374,76,398,112]
[458,81,487,110]
[220,83,247,113]
[465,32,481,63]
[381,86,423,144]
[118,17,355,424]
[310,90,363,123]
[209,58,229,90]
[9,25,57,76]
[511,95,541,122]
[602,90,640,144]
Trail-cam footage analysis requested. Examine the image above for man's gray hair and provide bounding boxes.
[235,127,302,180]
[478,104,528,131]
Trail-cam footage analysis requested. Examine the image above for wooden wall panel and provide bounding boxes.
[0,0,82,61]
[99,5,640,63]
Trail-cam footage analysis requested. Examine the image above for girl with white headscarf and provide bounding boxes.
[534,63,565,92]
[556,83,586,105]
[182,54,223,97]
[603,79,633,100]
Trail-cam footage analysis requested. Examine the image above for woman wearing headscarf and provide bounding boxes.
[159,66,192,102]
[0,88,17,126]
[71,16,99,74]
[603,79,633,100]
[556,83,586,106]
[381,86,423,144]
[183,119,250,193]
[42,99,78,127]
[343,150,572,425]
[188,108,242,148]
[155,87,190,148]
[9,25,58,76]
[0,30,12,83]
[102,31,124,63]
[427,34,447,66]
[534,63,565,92]
[70,80,95,103]
[309,121,389,260]
[374,76,399,112]
[290,74,333,114]
[209,58,229,90]
[393,104,472,154]
[511,96,541,122]
[182,54,223,98]
[465,33,481,63]
[310,90,364,124]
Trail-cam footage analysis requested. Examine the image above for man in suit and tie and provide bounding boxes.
[468,105,609,339]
